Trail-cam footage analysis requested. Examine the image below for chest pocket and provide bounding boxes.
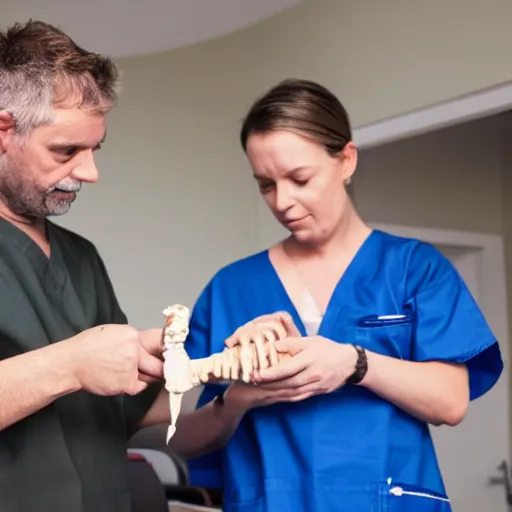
[355,307,414,360]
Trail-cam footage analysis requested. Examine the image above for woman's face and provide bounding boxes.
[245,129,357,246]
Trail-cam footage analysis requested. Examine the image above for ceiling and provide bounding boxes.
[1,0,306,58]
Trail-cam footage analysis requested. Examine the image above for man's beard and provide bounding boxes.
[0,154,81,219]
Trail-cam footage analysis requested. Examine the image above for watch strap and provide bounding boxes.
[345,344,368,385]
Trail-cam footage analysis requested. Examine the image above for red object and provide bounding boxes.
[127,452,153,467]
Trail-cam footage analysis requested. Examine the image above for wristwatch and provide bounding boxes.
[345,345,368,385]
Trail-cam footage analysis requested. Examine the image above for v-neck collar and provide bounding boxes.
[263,229,381,337]
[0,217,66,286]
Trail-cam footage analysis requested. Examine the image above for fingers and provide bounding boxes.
[239,333,253,382]
[280,387,316,403]
[222,348,233,380]
[255,365,321,390]
[223,313,304,387]
[137,346,164,380]
[224,312,300,349]
[212,352,223,379]
[273,337,307,357]
[224,322,250,348]
[264,319,287,342]
[252,331,266,369]
[262,329,279,367]
[250,317,290,343]
[230,346,240,380]
[200,358,213,383]
[256,380,319,404]
[224,328,253,382]
[139,328,165,357]
[127,379,149,395]
[267,338,279,366]
[138,372,160,384]
[253,350,310,383]
[276,312,301,338]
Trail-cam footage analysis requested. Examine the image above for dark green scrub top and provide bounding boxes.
[0,218,160,512]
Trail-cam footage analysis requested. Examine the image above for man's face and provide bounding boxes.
[0,107,106,219]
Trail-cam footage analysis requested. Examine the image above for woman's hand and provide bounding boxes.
[223,378,314,410]
[223,381,279,410]
[250,336,358,401]
[224,311,301,349]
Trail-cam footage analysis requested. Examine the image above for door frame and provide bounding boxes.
[372,222,511,506]
[351,80,512,393]
[353,80,512,149]
[370,222,509,362]
[371,223,510,396]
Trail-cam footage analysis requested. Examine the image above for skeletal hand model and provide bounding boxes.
[161,306,299,443]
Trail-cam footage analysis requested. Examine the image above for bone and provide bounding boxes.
[161,304,197,443]
[161,307,298,442]
[189,337,291,385]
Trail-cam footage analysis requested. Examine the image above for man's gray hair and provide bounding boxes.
[0,20,120,134]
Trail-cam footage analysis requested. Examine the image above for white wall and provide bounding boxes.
[119,0,512,127]
[125,110,512,448]
[55,80,258,328]
[43,0,511,449]
[54,0,512,329]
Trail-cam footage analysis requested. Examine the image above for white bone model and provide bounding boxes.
[161,305,297,443]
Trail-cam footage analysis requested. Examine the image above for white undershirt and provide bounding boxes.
[298,289,323,336]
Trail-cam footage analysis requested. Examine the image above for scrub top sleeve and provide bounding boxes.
[186,282,214,360]
[409,243,503,400]
[183,282,224,490]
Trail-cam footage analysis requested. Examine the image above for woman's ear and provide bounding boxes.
[339,141,358,184]
[0,111,15,154]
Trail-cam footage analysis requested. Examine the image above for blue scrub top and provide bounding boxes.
[185,230,503,512]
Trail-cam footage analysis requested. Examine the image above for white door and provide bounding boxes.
[430,244,510,512]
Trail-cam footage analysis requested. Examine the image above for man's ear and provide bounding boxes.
[0,111,15,154]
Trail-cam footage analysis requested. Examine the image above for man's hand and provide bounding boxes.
[65,324,162,396]
[250,336,358,402]
[138,328,165,383]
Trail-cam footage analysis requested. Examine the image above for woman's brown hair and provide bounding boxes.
[240,78,352,157]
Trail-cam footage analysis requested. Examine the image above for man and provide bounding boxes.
[0,20,172,511]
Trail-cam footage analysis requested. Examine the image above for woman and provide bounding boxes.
[170,78,503,511]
